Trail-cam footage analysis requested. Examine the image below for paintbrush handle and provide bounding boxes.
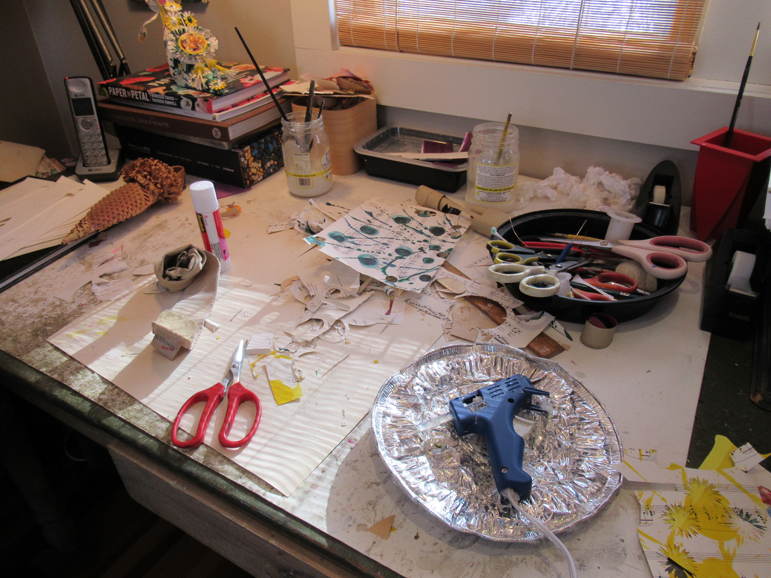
[725,24,760,149]
[234,27,288,122]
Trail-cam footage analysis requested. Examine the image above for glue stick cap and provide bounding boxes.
[189,180,219,214]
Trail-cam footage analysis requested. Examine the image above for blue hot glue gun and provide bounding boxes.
[448,374,549,501]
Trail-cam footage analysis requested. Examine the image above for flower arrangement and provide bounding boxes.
[140,0,235,94]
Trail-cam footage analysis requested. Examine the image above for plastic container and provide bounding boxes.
[281,111,332,197]
[189,180,231,272]
[354,126,468,192]
[465,122,520,213]
[492,209,686,323]
[690,127,771,241]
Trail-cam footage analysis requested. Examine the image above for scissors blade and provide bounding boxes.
[223,339,247,387]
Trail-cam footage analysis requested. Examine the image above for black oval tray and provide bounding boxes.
[492,209,685,323]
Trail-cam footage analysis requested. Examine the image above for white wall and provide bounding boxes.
[290,0,771,204]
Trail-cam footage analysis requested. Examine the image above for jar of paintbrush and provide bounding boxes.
[281,81,332,197]
[465,116,520,213]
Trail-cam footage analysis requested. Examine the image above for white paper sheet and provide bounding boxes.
[49,266,445,496]
[306,200,470,292]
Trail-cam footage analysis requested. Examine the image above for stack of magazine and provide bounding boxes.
[97,63,294,188]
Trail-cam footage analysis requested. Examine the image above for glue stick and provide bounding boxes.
[189,180,231,272]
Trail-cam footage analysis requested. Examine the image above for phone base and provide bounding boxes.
[75,149,124,182]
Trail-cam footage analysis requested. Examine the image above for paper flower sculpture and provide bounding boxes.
[140,0,235,94]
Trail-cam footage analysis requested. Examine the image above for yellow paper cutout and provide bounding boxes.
[269,379,303,405]
[699,435,739,470]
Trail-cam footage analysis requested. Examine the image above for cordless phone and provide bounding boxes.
[64,76,122,181]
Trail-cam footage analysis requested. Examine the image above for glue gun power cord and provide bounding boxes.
[504,489,577,578]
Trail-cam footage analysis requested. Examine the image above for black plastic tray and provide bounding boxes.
[493,209,686,323]
[354,126,467,192]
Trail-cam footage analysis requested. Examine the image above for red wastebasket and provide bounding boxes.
[690,127,771,241]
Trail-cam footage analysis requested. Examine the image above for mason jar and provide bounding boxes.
[465,121,520,213]
[281,111,333,197]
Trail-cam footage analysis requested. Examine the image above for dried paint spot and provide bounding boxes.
[358,254,379,268]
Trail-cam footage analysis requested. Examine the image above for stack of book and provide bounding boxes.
[97,63,294,188]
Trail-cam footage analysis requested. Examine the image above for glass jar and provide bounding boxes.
[281,111,333,197]
[465,121,520,213]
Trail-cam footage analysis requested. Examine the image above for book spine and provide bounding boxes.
[100,84,189,111]
[98,104,234,142]
[115,125,283,189]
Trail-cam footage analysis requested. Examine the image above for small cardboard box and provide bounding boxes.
[292,97,377,176]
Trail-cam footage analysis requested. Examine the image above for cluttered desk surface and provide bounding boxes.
[1,168,767,578]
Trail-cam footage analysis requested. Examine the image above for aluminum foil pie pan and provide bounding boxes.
[371,343,623,541]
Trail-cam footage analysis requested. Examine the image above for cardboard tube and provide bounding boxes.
[580,313,618,349]
[415,186,509,236]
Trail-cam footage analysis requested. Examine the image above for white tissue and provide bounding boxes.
[517,167,641,212]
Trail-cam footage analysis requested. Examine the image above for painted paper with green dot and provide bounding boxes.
[304,200,470,292]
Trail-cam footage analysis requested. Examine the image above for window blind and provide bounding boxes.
[335,0,706,81]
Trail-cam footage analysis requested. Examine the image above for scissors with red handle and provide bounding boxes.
[171,339,262,449]
[542,236,712,280]
[582,271,638,293]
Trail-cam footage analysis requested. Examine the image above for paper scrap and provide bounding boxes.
[92,278,133,302]
[367,515,395,540]
[344,291,405,326]
[246,333,273,355]
[622,444,771,578]
[299,259,360,298]
[306,200,470,292]
[732,443,767,472]
[0,141,45,182]
[481,311,554,349]
[268,221,293,233]
[636,466,769,578]
[265,354,303,405]
[405,291,454,323]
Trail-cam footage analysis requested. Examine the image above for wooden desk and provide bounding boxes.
[0,170,710,577]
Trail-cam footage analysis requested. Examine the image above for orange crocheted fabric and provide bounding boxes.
[64,159,185,243]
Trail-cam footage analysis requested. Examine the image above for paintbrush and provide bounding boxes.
[495,112,512,165]
[724,23,760,149]
[305,80,316,123]
[234,27,288,122]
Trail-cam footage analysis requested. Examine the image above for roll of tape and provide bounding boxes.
[605,210,642,242]
[519,274,560,297]
[652,185,667,205]
[580,313,618,349]
[727,250,758,296]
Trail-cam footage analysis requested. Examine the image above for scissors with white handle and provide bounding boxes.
[541,236,712,280]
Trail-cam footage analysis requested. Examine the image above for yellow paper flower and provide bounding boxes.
[663,504,700,538]
[662,542,698,577]
[684,478,738,543]
[182,12,197,27]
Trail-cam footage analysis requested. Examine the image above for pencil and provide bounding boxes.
[725,23,760,149]
[234,27,289,122]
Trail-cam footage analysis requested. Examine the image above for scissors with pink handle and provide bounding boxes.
[171,339,262,449]
[543,235,712,280]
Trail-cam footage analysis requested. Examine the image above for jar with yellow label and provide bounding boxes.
[281,111,333,197]
[465,121,520,213]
